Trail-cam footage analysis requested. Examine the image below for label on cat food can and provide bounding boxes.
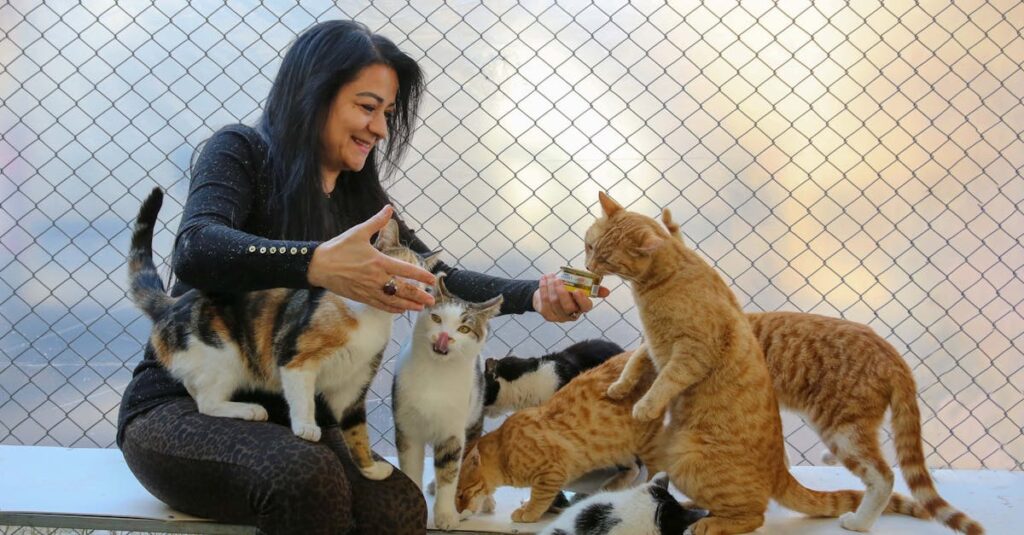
[558,266,602,297]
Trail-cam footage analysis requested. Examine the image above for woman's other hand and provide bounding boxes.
[307,205,436,313]
[531,272,609,323]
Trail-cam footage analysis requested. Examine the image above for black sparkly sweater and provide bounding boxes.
[116,124,538,446]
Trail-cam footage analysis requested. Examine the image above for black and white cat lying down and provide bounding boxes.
[540,473,707,535]
[482,339,624,417]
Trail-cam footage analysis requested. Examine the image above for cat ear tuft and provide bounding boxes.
[651,472,670,489]
[434,272,454,301]
[485,357,497,376]
[373,218,401,250]
[598,191,623,217]
[474,295,504,318]
[661,208,682,243]
[419,249,443,270]
[465,445,481,468]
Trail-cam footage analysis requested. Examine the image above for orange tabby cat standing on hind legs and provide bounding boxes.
[586,192,924,535]
[659,209,984,534]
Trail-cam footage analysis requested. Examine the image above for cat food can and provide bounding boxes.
[558,267,603,297]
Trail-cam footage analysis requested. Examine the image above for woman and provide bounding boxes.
[117,20,604,534]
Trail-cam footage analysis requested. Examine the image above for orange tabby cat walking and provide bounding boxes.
[587,193,927,535]
[660,209,983,534]
[455,352,664,522]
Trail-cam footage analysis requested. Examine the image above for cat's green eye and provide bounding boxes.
[431,314,442,323]
[457,325,471,334]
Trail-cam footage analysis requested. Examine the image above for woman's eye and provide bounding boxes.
[457,325,471,334]
[361,104,375,113]
[431,314,441,323]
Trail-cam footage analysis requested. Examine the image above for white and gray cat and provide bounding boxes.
[483,338,624,417]
[540,473,707,535]
[392,274,503,530]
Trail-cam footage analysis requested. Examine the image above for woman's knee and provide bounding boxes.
[258,444,355,534]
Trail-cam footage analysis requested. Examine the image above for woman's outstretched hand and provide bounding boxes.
[532,272,610,323]
[307,205,436,313]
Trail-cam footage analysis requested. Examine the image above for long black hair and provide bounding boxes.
[258,20,424,240]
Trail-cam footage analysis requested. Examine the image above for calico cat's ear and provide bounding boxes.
[373,218,401,250]
[630,229,665,257]
[598,191,623,217]
[472,295,504,319]
[485,357,498,377]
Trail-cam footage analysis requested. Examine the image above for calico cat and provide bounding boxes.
[539,473,707,535]
[128,187,435,481]
[483,339,625,417]
[455,352,665,523]
[391,274,502,530]
[588,192,925,535]
[659,209,984,534]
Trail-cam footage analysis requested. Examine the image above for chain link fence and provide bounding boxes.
[1,0,1022,473]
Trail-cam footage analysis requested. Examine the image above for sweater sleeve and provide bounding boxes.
[398,222,539,316]
[171,126,319,293]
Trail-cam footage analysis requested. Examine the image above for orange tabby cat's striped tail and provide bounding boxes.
[891,371,985,534]
[774,470,923,518]
[127,187,174,320]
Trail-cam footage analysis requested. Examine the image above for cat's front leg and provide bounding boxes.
[632,340,709,422]
[432,435,465,530]
[280,366,321,441]
[606,343,653,400]
[395,425,426,491]
[511,474,565,523]
[339,401,393,480]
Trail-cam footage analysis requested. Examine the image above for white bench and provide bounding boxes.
[2,445,1020,534]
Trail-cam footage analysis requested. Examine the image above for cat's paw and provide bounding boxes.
[839,512,873,532]
[631,398,664,422]
[433,508,461,531]
[511,506,542,523]
[292,422,321,442]
[360,460,394,481]
[481,494,496,513]
[246,405,269,421]
[605,380,632,400]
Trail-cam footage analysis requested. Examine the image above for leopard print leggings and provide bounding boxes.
[121,397,426,535]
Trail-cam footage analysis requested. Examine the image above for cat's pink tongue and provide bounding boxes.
[433,332,450,354]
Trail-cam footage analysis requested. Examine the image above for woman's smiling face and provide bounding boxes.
[321,63,398,174]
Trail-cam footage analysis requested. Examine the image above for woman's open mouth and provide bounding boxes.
[352,137,373,154]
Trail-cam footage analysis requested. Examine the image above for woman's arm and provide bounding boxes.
[171,126,318,294]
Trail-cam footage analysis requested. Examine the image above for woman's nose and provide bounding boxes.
[369,112,388,140]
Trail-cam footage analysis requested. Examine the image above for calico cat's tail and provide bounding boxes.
[890,367,985,534]
[774,469,925,519]
[128,187,173,320]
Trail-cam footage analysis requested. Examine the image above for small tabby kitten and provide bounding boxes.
[660,209,984,534]
[483,339,625,417]
[128,187,434,480]
[539,473,707,535]
[392,275,502,530]
[456,352,664,523]
[589,193,923,534]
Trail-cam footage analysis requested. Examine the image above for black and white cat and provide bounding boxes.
[539,473,707,535]
[392,274,503,530]
[483,339,624,417]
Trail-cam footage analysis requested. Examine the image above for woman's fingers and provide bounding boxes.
[548,275,580,316]
[356,205,395,239]
[382,256,436,288]
[569,289,593,313]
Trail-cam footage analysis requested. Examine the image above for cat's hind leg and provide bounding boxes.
[511,471,567,523]
[826,427,894,532]
[688,514,765,535]
[432,435,466,530]
[184,349,267,421]
[337,400,393,481]
[280,365,321,441]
